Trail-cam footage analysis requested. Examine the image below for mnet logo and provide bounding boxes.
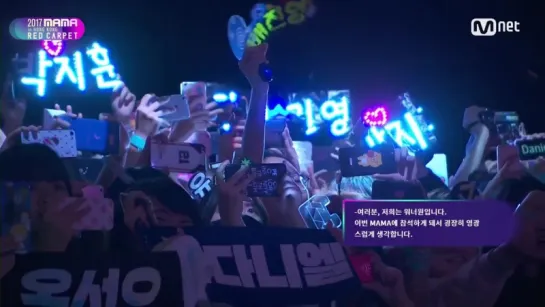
[471,18,520,36]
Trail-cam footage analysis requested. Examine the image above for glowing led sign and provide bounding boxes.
[248,0,315,46]
[362,107,388,127]
[266,90,351,137]
[365,112,432,151]
[18,42,121,97]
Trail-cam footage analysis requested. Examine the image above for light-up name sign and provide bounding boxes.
[248,0,315,46]
[17,42,121,97]
[266,90,351,138]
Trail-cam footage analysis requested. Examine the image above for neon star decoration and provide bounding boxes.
[18,41,122,97]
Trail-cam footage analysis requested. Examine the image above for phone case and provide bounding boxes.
[339,147,396,177]
[349,254,374,283]
[21,130,78,158]
[159,94,191,122]
[69,119,120,154]
[150,142,207,173]
[60,197,114,231]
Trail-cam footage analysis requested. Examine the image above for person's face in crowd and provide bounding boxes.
[514,192,545,260]
[263,155,308,205]
[121,191,194,232]
[429,247,479,278]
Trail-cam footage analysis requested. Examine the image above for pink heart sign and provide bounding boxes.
[362,107,388,127]
[41,40,66,57]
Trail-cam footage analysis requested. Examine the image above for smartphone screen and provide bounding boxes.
[224,163,286,197]
[339,147,396,177]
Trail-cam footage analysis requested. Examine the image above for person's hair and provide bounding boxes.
[328,175,374,199]
[427,187,451,199]
[264,148,298,172]
[0,143,72,194]
[124,174,204,226]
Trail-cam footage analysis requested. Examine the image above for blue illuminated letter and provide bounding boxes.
[86,42,122,90]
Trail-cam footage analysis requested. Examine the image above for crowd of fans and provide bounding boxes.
[0,44,544,307]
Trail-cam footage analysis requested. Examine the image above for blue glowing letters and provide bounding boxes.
[266,95,351,137]
[365,112,430,151]
[19,42,121,97]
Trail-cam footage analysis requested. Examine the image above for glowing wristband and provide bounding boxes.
[129,133,146,152]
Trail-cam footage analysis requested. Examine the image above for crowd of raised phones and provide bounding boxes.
[0,44,544,307]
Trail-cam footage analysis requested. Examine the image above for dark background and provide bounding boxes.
[1,0,543,173]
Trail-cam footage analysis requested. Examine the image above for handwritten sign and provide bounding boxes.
[14,42,121,97]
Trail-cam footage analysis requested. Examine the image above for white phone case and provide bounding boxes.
[21,130,78,158]
[150,142,206,173]
[160,94,191,122]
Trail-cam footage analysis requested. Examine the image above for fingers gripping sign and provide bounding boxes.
[215,161,256,224]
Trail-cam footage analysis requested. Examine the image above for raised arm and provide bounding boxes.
[238,44,270,164]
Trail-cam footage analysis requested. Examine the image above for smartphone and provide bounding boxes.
[21,130,78,158]
[349,254,374,283]
[150,142,207,173]
[60,186,113,231]
[68,118,120,154]
[157,94,191,122]
[224,163,286,197]
[0,182,32,253]
[497,144,519,171]
[371,180,426,200]
[339,146,396,177]
[180,81,206,97]
[265,118,287,149]
[516,138,545,161]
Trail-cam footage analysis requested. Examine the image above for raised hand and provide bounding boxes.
[54,103,83,118]
[215,162,255,226]
[511,191,545,260]
[362,252,414,307]
[136,94,174,137]
[2,125,41,150]
[169,100,224,143]
[239,44,269,87]
[0,75,27,133]
[111,78,137,125]
[372,147,425,182]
